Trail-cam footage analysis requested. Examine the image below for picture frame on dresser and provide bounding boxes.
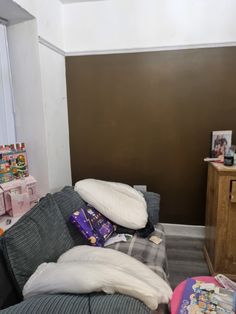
[211,130,232,158]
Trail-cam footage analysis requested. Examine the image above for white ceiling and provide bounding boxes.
[0,0,33,25]
[60,0,105,4]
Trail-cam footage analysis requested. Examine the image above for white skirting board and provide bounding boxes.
[161,223,205,239]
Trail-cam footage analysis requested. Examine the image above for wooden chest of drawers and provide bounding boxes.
[204,162,236,280]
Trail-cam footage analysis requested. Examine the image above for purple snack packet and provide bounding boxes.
[70,206,114,247]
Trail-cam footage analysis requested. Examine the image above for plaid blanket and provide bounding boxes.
[106,223,169,282]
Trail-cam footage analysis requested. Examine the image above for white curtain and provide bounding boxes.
[0,23,16,145]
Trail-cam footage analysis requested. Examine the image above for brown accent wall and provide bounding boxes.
[66,47,236,225]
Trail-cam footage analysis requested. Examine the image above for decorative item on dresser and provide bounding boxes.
[204,162,236,280]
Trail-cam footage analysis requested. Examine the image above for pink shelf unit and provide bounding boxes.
[0,189,5,216]
[0,175,38,217]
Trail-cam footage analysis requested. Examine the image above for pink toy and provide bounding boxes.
[0,142,29,184]
[0,175,38,217]
[0,189,5,216]
[170,276,220,314]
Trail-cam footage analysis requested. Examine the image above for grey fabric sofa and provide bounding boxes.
[0,186,169,314]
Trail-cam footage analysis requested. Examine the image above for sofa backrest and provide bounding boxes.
[0,186,88,308]
[0,239,20,309]
[142,191,160,225]
[0,193,74,296]
[52,186,88,246]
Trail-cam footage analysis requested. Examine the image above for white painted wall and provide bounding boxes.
[13,0,64,49]
[7,20,50,195]
[63,0,236,53]
[0,24,16,145]
[4,0,236,194]
[39,44,72,192]
[3,0,72,195]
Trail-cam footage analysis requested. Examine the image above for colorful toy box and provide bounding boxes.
[0,143,29,184]
[0,175,38,217]
[70,206,114,247]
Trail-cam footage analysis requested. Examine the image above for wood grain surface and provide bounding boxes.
[66,47,236,224]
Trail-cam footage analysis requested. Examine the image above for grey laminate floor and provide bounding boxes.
[166,236,210,289]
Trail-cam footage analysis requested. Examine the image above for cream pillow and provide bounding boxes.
[23,261,158,310]
[23,246,172,310]
[74,179,148,229]
[58,245,172,304]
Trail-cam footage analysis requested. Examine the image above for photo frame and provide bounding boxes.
[211,130,232,158]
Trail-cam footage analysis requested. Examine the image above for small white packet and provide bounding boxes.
[104,234,128,246]
[149,235,162,245]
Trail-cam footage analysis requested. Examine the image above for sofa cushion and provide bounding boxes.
[53,186,86,221]
[1,194,74,294]
[89,293,150,314]
[0,294,90,314]
[106,223,168,281]
[52,186,88,245]
[0,239,20,309]
[142,191,160,225]
[0,293,151,314]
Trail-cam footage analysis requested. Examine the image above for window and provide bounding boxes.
[0,22,16,145]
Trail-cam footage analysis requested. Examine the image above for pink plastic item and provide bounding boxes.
[170,276,221,314]
[0,189,5,216]
[0,175,38,217]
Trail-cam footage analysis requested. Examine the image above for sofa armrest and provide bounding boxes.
[142,192,161,225]
[0,239,20,310]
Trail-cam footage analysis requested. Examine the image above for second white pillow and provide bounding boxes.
[74,179,148,229]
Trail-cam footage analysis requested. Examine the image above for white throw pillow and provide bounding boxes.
[23,246,172,310]
[23,262,159,310]
[74,179,148,229]
[58,245,172,304]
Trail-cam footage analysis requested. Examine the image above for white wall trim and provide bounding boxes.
[161,223,205,239]
[37,39,236,58]
[65,41,236,56]
[38,36,65,56]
